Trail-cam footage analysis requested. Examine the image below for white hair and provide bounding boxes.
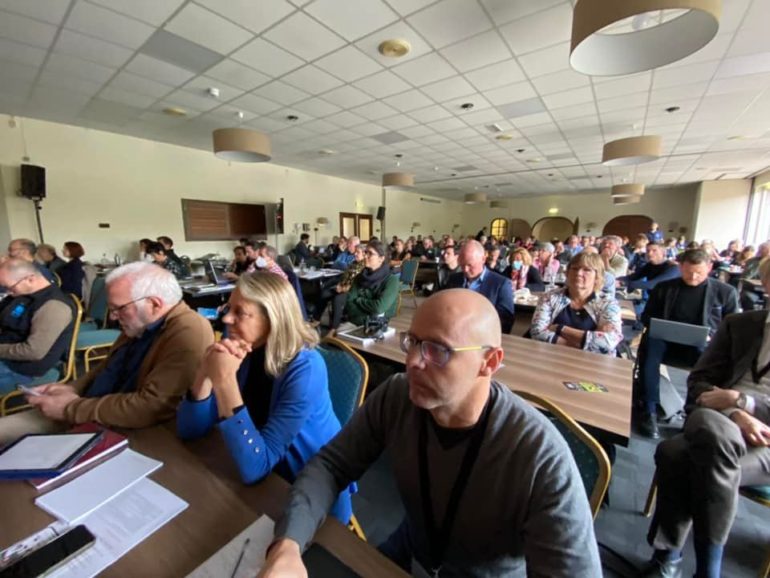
[106,262,182,305]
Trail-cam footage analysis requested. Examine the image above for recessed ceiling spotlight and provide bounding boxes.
[596,175,603,179]
[547,173,554,177]
[495,134,513,141]
[395,153,403,158]
[516,148,526,153]
[163,106,187,117]
[460,102,474,110]
[378,39,411,58]
[433,166,439,171]
[207,87,220,98]
[286,114,299,121]
[451,173,457,177]
[665,106,680,113]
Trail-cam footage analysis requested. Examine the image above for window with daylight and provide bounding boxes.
[490,218,508,240]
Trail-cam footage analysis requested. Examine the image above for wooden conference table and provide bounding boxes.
[345,310,634,443]
[0,426,407,578]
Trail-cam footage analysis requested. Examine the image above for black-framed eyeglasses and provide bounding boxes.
[7,275,33,292]
[108,296,149,316]
[399,332,492,368]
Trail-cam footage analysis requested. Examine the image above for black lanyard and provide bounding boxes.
[418,397,493,576]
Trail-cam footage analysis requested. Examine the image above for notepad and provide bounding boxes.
[35,449,162,524]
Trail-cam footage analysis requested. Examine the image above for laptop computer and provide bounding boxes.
[203,259,229,286]
[649,318,710,348]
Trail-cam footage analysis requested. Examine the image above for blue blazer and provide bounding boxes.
[177,348,352,523]
[446,268,515,333]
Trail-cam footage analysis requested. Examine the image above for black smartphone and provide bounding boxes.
[0,525,95,578]
[302,543,361,578]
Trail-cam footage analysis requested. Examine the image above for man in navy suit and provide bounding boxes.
[446,240,514,333]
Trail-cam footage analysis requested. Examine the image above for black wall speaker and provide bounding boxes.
[275,199,284,234]
[376,206,386,220]
[21,164,46,199]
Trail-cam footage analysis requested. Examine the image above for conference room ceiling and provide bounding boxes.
[1,0,770,200]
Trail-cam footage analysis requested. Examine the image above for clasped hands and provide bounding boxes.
[190,338,252,401]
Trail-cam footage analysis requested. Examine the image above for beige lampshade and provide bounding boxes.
[382,172,414,189]
[316,217,329,225]
[613,195,643,205]
[611,184,645,197]
[464,192,487,204]
[570,0,721,76]
[603,135,662,166]
[490,200,508,209]
[213,128,271,162]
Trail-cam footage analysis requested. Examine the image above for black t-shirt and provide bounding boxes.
[671,281,707,324]
[241,348,275,428]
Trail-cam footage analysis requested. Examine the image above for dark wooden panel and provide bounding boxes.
[182,199,267,241]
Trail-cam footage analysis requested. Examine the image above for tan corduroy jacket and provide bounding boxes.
[63,301,214,428]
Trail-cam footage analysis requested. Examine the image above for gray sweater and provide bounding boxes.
[275,374,602,577]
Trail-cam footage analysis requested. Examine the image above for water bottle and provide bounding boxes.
[299,258,306,274]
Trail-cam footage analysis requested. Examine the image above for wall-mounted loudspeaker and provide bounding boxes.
[376,206,386,220]
[21,164,46,199]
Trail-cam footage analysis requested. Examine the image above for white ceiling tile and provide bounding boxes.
[326,110,367,127]
[407,0,493,49]
[0,10,57,48]
[282,64,344,94]
[302,118,339,134]
[44,52,116,84]
[0,0,70,25]
[517,42,570,78]
[322,85,373,108]
[648,83,707,105]
[706,73,770,96]
[164,3,253,55]
[263,11,345,60]
[349,122,387,137]
[195,0,295,34]
[408,104,452,122]
[531,69,590,95]
[99,86,159,109]
[53,29,134,68]
[164,88,222,112]
[481,0,567,26]
[716,51,770,80]
[0,38,47,67]
[355,21,433,67]
[485,80,537,106]
[126,54,195,86]
[392,52,455,86]
[653,60,720,89]
[383,88,435,112]
[109,71,175,98]
[499,3,571,56]
[231,38,304,77]
[37,69,105,96]
[292,97,341,117]
[377,114,418,130]
[420,76,476,102]
[439,30,511,73]
[384,0,437,17]
[593,73,652,100]
[353,69,412,98]
[204,59,270,91]
[230,93,284,115]
[351,100,399,120]
[550,102,596,121]
[89,0,185,26]
[246,116,289,132]
[427,116,466,132]
[315,46,383,82]
[306,0,398,41]
[65,2,155,49]
[542,86,594,109]
[253,80,309,105]
[184,75,244,101]
[461,107,505,126]
[464,59,526,91]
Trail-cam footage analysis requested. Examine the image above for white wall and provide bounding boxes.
[383,188,466,241]
[462,184,700,240]
[692,179,752,248]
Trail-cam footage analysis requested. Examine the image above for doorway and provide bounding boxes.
[339,212,373,241]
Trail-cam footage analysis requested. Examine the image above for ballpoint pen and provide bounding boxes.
[230,537,250,578]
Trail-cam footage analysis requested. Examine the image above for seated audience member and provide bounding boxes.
[647,221,664,244]
[740,244,770,311]
[554,240,570,265]
[563,234,583,261]
[389,235,398,249]
[156,235,190,277]
[390,238,406,262]
[138,238,155,263]
[256,245,288,281]
[0,262,213,445]
[331,236,359,270]
[446,240,514,333]
[600,235,629,277]
[147,242,187,279]
[486,247,507,274]
[224,246,249,280]
[0,259,74,395]
[294,233,312,262]
[419,237,437,261]
[259,290,601,577]
[243,241,259,271]
[629,234,649,271]
[636,249,740,438]
[700,239,723,267]
[58,241,86,300]
[530,252,623,356]
[437,245,462,289]
[325,236,343,263]
[177,273,352,521]
[617,243,681,318]
[642,260,770,578]
[664,237,679,261]
[36,244,66,274]
[534,242,561,280]
[677,236,688,251]
[505,248,545,292]
[335,240,399,333]
[312,245,365,328]
[735,245,755,267]
[7,238,56,284]
[582,246,616,297]
[719,239,742,262]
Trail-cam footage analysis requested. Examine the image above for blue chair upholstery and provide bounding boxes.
[742,485,770,503]
[87,276,109,328]
[399,259,420,308]
[317,337,369,426]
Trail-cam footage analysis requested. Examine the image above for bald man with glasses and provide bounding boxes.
[259,289,600,578]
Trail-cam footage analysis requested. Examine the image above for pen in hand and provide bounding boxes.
[230,537,250,578]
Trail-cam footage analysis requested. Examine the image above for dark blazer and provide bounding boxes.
[295,241,312,261]
[58,258,85,300]
[686,310,769,421]
[502,264,545,292]
[447,268,515,333]
[641,277,739,337]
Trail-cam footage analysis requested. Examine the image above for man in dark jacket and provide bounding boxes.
[618,243,681,319]
[446,240,514,333]
[642,258,770,578]
[0,259,74,394]
[294,233,312,261]
[636,249,739,438]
